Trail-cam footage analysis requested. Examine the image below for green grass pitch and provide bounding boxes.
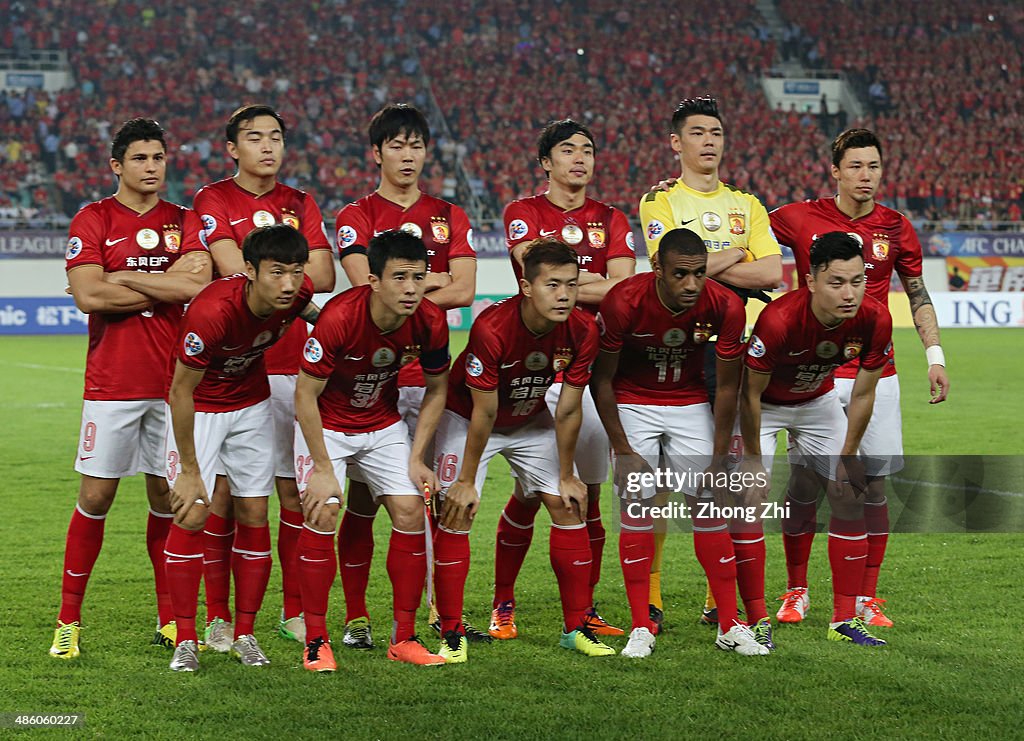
[0,328,1021,739]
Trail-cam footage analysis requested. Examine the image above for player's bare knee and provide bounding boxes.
[77,475,118,516]
[382,496,424,533]
[233,496,269,527]
[176,502,208,531]
[865,477,887,503]
[346,481,378,516]
[144,474,172,514]
[310,504,339,533]
[275,477,301,511]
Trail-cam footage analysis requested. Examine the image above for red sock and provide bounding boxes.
[618,508,653,630]
[549,523,592,631]
[298,525,336,643]
[782,495,817,589]
[586,497,605,604]
[386,529,426,643]
[146,510,174,627]
[828,517,867,622]
[861,500,889,597]
[338,509,375,623]
[203,513,234,623]
[694,528,739,630]
[58,506,106,625]
[277,507,304,619]
[232,523,272,638]
[164,524,205,644]
[434,527,470,634]
[493,496,537,607]
[731,523,767,623]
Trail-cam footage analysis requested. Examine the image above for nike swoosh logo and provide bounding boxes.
[435,560,463,566]
[164,559,190,565]
[78,456,94,461]
[299,556,330,563]
[343,561,369,568]
[105,237,128,246]
[719,556,736,564]
[412,551,426,557]
[844,554,868,561]
[735,558,755,565]
[623,557,649,565]
[572,559,593,567]
[499,540,528,548]
[717,638,739,648]
[500,361,520,369]
[681,219,696,226]
[539,229,557,237]
[788,350,809,357]
[65,570,88,577]
[229,217,248,226]
[630,333,655,338]
[344,355,364,361]
[222,344,244,351]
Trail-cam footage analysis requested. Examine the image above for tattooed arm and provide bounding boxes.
[900,274,949,403]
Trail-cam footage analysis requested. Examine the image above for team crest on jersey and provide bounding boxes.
[525,351,548,371]
[816,341,839,359]
[728,210,746,236]
[303,338,324,363]
[646,220,664,240]
[431,217,450,244]
[552,347,574,372]
[466,353,484,377]
[136,228,159,250]
[843,339,863,360]
[281,209,300,230]
[184,332,204,356]
[253,330,274,347]
[871,234,890,261]
[66,236,83,259]
[372,347,397,367]
[338,225,358,249]
[400,344,422,366]
[163,224,182,253]
[692,323,713,344]
[508,219,529,241]
[747,335,765,358]
[400,222,423,239]
[561,224,583,246]
[253,210,276,228]
[587,223,606,249]
[701,212,722,232]
[662,328,686,347]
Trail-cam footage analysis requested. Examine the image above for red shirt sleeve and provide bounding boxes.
[893,214,923,280]
[301,298,344,380]
[563,313,599,388]
[65,205,104,270]
[177,299,228,371]
[334,201,371,258]
[301,193,331,251]
[606,207,636,261]
[447,205,477,260]
[503,200,537,253]
[714,288,747,360]
[858,301,894,371]
[179,208,208,256]
[420,302,451,375]
[745,303,787,374]
[463,316,502,393]
[194,186,234,248]
[768,204,797,249]
[597,281,629,353]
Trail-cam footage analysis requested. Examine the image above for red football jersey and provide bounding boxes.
[770,198,922,379]
[194,178,330,375]
[300,286,450,434]
[66,197,205,401]
[173,274,314,413]
[335,191,475,387]
[504,195,635,313]
[598,273,746,406]
[745,287,893,406]
[447,295,598,429]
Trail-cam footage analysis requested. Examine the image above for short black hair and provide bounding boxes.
[536,119,596,167]
[657,228,708,263]
[242,224,308,272]
[368,229,429,277]
[368,103,431,151]
[226,104,286,144]
[671,95,722,133]
[831,128,883,167]
[809,231,864,274]
[111,118,166,162]
[522,238,579,282]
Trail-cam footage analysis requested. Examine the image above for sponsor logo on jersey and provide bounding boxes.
[400,222,423,239]
[701,212,722,232]
[508,219,529,241]
[431,217,450,244]
[816,340,839,359]
[843,339,863,360]
[871,234,890,261]
[338,225,358,249]
[184,332,205,356]
[466,353,484,377]
[662,328,686,347]
[163,224,181,253]
[552,347,574,372]
[646,220,664,240]
[587,223,606,249]
[728,210,746,236]
[372,347,397,367]
[253,210,276,228]
[66,236,83,259]
[303,337,324,363]
[525,351,548,371]
[281,209,300,230]
[747,335,766,358]
[136,228,160,250]
[561,224,583,246]
[253,330,273,347]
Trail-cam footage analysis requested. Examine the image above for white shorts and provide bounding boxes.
[434,410,561,499]
[347,387,424,486]
[760,390,845,481]
[76,399,166,478]
[545,383,610,485]
[165,399,275,499]
[294,420,418,500]
[834,374,904,476]
[269,374,297,479]
[617,403,714,499]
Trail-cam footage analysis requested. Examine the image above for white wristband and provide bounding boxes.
[925,345,945,367]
